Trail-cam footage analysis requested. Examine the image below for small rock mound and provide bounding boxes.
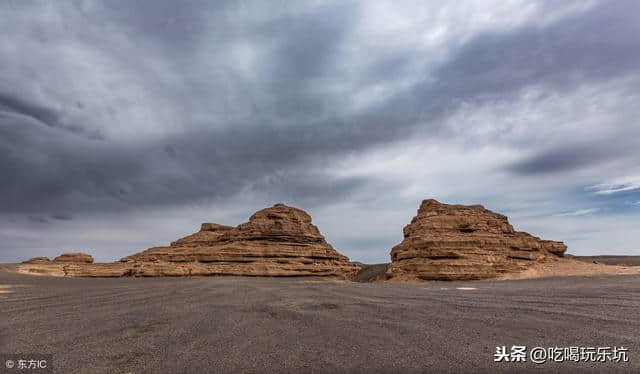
[53,253,94,264]
[22,257,51,264]
[387,199,567,281]
[352,264,389,282]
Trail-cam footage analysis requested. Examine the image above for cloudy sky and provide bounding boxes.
[1,0,639,263]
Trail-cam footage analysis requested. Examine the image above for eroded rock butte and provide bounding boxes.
[53,253,94,263]
[22,257,51,264]
[19,204,360,278]
[386,199,567,281]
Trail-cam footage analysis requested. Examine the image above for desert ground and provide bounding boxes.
[1,265,639,373]
[572,255,640,267]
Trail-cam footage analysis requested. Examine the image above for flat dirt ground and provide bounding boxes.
[1,268,639,373]
[573,255,640,266]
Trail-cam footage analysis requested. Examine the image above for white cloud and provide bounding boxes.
[553,208,600,217]
[588,176,640,195]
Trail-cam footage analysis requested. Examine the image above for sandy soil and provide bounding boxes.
[497,257,640,280]
[7,257,640,283]
[0,284,15,294]
[367,257,640,283]
[572,255,640,266]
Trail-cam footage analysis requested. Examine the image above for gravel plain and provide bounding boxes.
[1,268,639,373]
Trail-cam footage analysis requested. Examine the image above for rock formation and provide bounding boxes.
[116,203,359,278]
[53,252,94,263]
[386,199,567,281]
[22,257,51,264]
[19,204,359,278]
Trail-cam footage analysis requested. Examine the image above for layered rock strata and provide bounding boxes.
[22,257,51,264]
[19,204,359,278]
[387,199,567,281]
[53,253,94,263]
[117,204,359,277]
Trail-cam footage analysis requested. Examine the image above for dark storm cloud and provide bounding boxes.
[1,0,639,220]
[423,0,640,175]
[434,2,640,97]
[0,115,143,213]
[51,214,73,221]
[509,146,605,175]
[92,0,237,58]
[0,92,60,128]
[0,91,102,139]
[27,215,49,224]
[0,113,365,215]
[507,135,640,175]
[417,0,640,129]
[508,144,620,175]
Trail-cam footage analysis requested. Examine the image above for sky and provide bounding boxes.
[1,0,639,263]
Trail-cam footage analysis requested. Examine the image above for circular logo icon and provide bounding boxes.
[5,359,15,369]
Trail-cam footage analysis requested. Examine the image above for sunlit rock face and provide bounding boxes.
[387,199,567,281]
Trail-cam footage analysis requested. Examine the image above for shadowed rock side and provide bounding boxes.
[352,264,389,283]
[19,204,360,278]
[387,199,567,281]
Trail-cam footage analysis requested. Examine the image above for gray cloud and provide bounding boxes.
[508,145,607,175]
[507,136,640,175]
[435,2,640,96]
[51,214,73,221]
[1,0,640,261]
[0,91,103,139]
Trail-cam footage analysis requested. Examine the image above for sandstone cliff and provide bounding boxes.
[386,199,567,281]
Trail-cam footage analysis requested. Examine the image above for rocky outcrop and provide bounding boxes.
[22,257,51,264]
[53,253,94,263]
[19,204,359,279]
[118,203,359,278]
[386,199,567,281]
